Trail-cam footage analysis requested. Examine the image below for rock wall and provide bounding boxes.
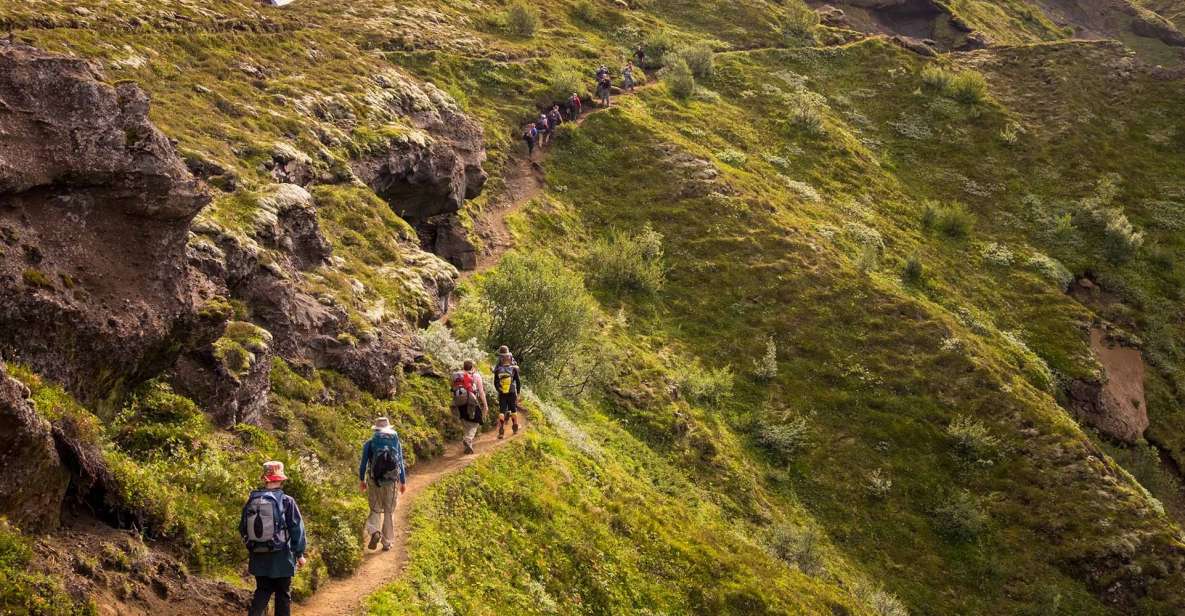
[0,362,69,531]
[0,43,216,404]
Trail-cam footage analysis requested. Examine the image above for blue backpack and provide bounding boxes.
[371,435,401,485]
[243,490,289,553]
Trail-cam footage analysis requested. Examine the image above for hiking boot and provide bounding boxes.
[463,441,474,455]
[382,545,391,552]
[512,423,519,435]
[368,532,381,550]
[497,423,505,439]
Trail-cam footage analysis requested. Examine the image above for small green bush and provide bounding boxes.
[665,57,696,99]
[753,337,778,380]
[946,415,1000,462]
[320,515,362,577]
[678,360,734,406]
[586,224,667,295]
[782,2,819,43]
[22,268,53,290]
[947,71,989,104]
[764,522,826,577]
[865,468,893,499]
[716,149,747,167]
[546,66,587,105]
[902,256,925,285]
[506,1,540,37]
[641,31,676,68]
[680,44,714,79]
[923,202,974,238]
[572,0,598,23]
[758,416,811,458]
[920,64,953,90]
[933,490,989,541]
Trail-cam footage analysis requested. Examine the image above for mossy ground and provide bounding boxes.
[3,0,1185,614]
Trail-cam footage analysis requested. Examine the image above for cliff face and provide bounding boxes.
[0,43,215,404]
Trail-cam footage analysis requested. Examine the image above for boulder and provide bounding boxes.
[0,43,216,404]
[0,362,69,531]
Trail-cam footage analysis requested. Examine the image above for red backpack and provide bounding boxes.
[451,371,475,408]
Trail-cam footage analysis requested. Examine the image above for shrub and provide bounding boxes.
[319,515,362,577]
[665,57,695,99]
[782,2,820,43]
[716,149,747,167]
[853,582,910,616]
[947,70,989,104]
[920,65,953,91]
[753,337,778,380]
[678,360,734,405]
[546,66,587,105]
[680,44,714,79]
[22,268,53,289]
[468,252,596,377]
[980,242,1014,267]
[946,415,1000,462]
[418,322,488,372]
[764,523,826,577]
[506,1,539,37]
[788,89,828,135]
[902,256,924,285]
[572,0,598,23]
[865,468,893,499]
[587,224,667,295]
[641,31,676,68]
[1026,253,1073,291]
[758,416,811,458]
[923,202,974,238]
[933,490,988,541]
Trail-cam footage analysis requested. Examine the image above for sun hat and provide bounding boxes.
[371,416,397,435]
[497,345,512,357]
[262,461,288,483]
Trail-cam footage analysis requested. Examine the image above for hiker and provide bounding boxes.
[358,417,407,552]
[536,113,551,146]
[597,75,612,107]
[240,461,306,616]
[452,359,489,454]
[492,346,523,439]
[595,64,609,81]
[622,61,636,92]
[522,122,538,158]
[634,47,646,68]
[547,105,564,140]
[568,92,582,121]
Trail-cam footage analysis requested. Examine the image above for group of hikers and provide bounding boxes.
[239,346,523,616]
[521,51,644,158]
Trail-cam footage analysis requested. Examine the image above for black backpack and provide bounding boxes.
[370,435,401,485]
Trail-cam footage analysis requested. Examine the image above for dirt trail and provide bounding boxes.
[461,83,660,286]
[299,420,526,616]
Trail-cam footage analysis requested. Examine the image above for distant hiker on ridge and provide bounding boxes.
[634,47,646,68]
[547,105,565,143]
[622,61,636,92]
[240,461,306,616]
[536,112,551,146]
[493,346,523,439]
[358,417,407,552]
[568,91,583,121]
[522,122,538,158]
[597,73,612,107]
[452,359,489,454]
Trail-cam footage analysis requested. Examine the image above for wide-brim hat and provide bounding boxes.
[262,461,288,483]
[497,345,512,357]
[372,416,397,435]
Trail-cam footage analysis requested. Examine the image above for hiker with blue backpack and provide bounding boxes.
[240,461,307,616]
[358,417,407,552]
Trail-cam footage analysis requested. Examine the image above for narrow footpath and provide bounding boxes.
[303,83,653,616]
[299,421,526,616]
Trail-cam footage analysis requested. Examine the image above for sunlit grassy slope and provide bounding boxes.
[3,0,1185,614]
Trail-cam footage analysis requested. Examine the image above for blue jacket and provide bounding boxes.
[239,489,306,579]
[359,431,407,484]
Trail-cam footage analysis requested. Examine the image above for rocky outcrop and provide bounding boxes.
[1067,328,1149,443]
[350,72,487,268]
[0,362,69,531]
[171,322,273,427]
[0,43,217,403]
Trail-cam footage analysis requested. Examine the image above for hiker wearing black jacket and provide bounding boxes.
[358,417,407,552]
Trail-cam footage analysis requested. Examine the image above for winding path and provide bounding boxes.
[299,421,526,616]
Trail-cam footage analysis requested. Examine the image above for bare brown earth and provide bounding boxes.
[298,420,526,616]
[1089,327,1149,441]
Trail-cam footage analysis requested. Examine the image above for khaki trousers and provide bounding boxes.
[365,476,398,548]
[462,420,481,448]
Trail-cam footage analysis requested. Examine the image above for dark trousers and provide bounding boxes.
[249,576,291,616]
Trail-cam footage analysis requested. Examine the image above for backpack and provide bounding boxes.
[370,435,401,485]
[452,370,475,408]
[570,95,581,108]
[494,364,517,395]
[243,490,289,553]
[523,125,535,139]
[548,110,562,125]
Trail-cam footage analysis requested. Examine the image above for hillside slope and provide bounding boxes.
[1,0,1184,615]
